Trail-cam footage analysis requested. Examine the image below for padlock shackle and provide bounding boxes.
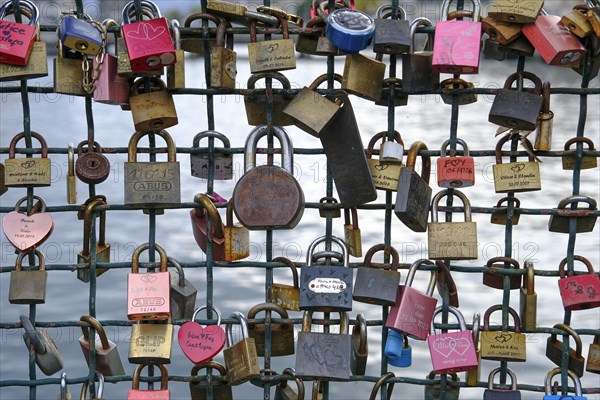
[366,130,404,158]
[558,255,595,278]
[247,302,289,320]
[441,0,480,21]
[556,194,597,210]
[243,125,294,173]
[495,196,521,209]
[81,198,108,257]
[427,370,459,381]
[170,19,181,50]
[550,323,583,355]
[440,78,470,91]
[430,305,467,335]
[225,200,237,227]
[60,372,68,400]
[20,314,46,354]
[191,360,227,377]
[80,315,111,350]
[405,259,436,295]
[192,130,231,149]
[502,71,543,94]
[472,312,481,348]
[541,81,551,113]
[8,132,48,158]
[343,207,359,229]
[246,71,292,90]
[0,0,39,25]
[368,371,395,400]
[14,195,47,214]
[306,235,348,267]
[544,367,583,396]
[272,256,299,289]
[302,311,349,334]
[80,371,104,400]
[130,242,168,273]
[376,4,406,20]
[67,142,75,176]
[523,260,535,295]
[122,0,161,24]
[482,304,522,333]
[215,19,234,50]
[410,17,434,52]
[308,73,343,90]
[167,256,186,288]
[430,189,472,223]
[225,311,250,346]
[362,243,400,271]
[564,136,596,151]
[191,305,222,326]
[352,313,368,353]
[127,129,177,162]
[405,141,430,183]
[280,368,305,399]
[15,249,45,272]
[131,363,169,390]
[487,366,517,390]
[192,193,225,239]
[485,256,520,273]
[184,12,220,27]
[440,138,469,157]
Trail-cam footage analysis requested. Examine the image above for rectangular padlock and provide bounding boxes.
[4,132,51,187]
[487,0,543,23]
[9,250,47,304]
[557,255,600,311]
[59,15,103,56]
[489,72,544,132]
[492,135,541,193]
[247,19,296,73]
[341,53,386,102]
[353,244,401,306]
[79,316,125,376]
[0,40,47,81]
[0,0,38,65]
[545,323,585,377]
[128,321,174,364]
[223,313,260,385]
[437,139,475,188]
[366,131,404,192]
[128,364,170,399]
[519,261,537,332]
[548,195,597,234]
[480,306,526,362]
[562,137,598,170]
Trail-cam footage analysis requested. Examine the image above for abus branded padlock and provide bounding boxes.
[492,134,541,193]
[385,330,412,367]
[543,368,587,400]
[480,305,526,362]
[232,125,304,230]
[190,193,227,261]
[299,235,353,312]
[121,1,175,71]
[210,18,236,90]
[190,131,233,181]
[587,335,600,374]
[275,368,304,400]
[3,195,54,253]
[563,137,598,170]
[77,198,110,282]
[432,0,482,74]
[124,130,181,209]
[167,257,197,320]
[366,131,404,191]
[437,138,475,188]
[93,19,130,105]
[326,8,375,53]
[373,4,410,54]
[295,311,352,381]
[20,315,63,376]
[341,53,386,102]
[128,363,170,399]
[482,256,521,289]
[386,259,437,340]
[402,17,439,93]
[4,131,51,187]
[484,367,521,400]
[79,315,125,376]
[129,78,178,131]
[189,361,232,400]
[351,313,368,375]
[223,312,260,385]
[129,318,174,364]
[548,195,598,234]
[371,372,396,400]
[488,71,544,131]
[167,19,185,89]
[0,0,38,65]
[271,256,300,312]
[9,249,47,304]
[75,140,111,184]
[59,14,103,56]
[428,189,478,260]
[519,260,537,332]
[178,306,226,365]
[425,371,460,400]
[247,17,295,73]
[244,72,295,126]
[546,323,586,377]
[557,255,600,311]
[491,196,522,225]
[247,302,294,357]
[427,306,478,374]
[353,243,401,306]
[395,141,432,232]
[127,243,171,320]
[535,81,553,151]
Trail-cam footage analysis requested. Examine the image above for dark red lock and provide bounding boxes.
[0,0,38,66]
[436,138,475,188]
[558,255,600,311]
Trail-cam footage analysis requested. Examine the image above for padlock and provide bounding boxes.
[78,315,125,376]
[0,29,46,81]
[343,207,362,257]
[440,78,478,105]
[275,368,304,400]
[121,0,175,71]
[587,335,600,374]
[519,260,537,332]
[366,131,404,191]
[546,323,586,377]
[181,13,218,54]
[124,130,181,209]
[283,73,343,137]
[271,257,300,312]
[316,24,344,56]
[247,302,294,357]
[543,368,587,400]
[492,134,541,193]
[190,131,233,181]
[437,138,475,188]
[386,259,437,340]
[350,313,368,375]
[77,198,110,282]
[232,125,304,229]
[341,53,386,102]
[563,137,598,170]
[127,242,171,320]
[79,371,104,400]
[505,34,535,57]
[3,195,54,253]
[247,17,296,73]
[59,13,103,56]
[424,371,460,400]
[0,163,6,196]
[299,235,353,312]
[53,40,89,96]
[481,16,523,45]
[207,0,279,30]
[373,4,410,54]
[92,19,130,105]
[319,197,341,219]
[4,131,51,187]
[244,72,295,126]
[484,367,521,400]
[129,318,174,364]
[432,0,482,74]
[402,17,439,93]
[0,0,38,65]
[548,195,598,233]
[326,8,375,53]
[491,196,522,225]
[534,81,554,151]
[128,363,170,399]
[428,306,478,374]
[296,16,324,55]
[20,314,64,376]
[9,249,47,304]
[167,257,197,320]
[557,255,600,311]
[588,1,600,36]
[178,306,226,365]
[190,193,226,261]
[480,305,526,362]
[210,18,236,89]
[385,330,411,367]
[482,257,521,289]
[395,141,432,232]
[483,37,508,61]
[166,19,185,89]
[562,4,594,38]
[488,0,543,23]
[223,312,260,385]
[522,9,587,67]
[190,361,233,400]
[224,200,250,261]
[75,140,110,184]
[489,71,544,131]
[465,312,481,386]
[353,243,400,306]
[369,372,395,400]
[295,311,352,381]
[375,77,408,108]
[129,78,178,131]
[57,372,71,400]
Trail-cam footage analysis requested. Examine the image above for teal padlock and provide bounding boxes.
[384,330,411,367]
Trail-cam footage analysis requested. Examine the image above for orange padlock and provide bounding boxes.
[436,138,475,188]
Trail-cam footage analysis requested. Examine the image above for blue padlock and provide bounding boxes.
[543,367,587,400]
[59,14,103,56]
[326,8,375,53]
[384,329,412,367]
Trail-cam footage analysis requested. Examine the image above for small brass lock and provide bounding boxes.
[77,198,110,282]
[223,312,260,385]
[4,131,51,187]
[247,302,294,357]
[211,18,237,90]
[129,78,178,131]
[546,323,586,377]
[270,256,301,312]
[366,131,405,192]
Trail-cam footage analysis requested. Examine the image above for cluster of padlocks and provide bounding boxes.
[1,0,600,398]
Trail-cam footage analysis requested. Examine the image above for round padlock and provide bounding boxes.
[75,140,111,184]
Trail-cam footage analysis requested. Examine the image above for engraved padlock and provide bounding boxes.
[480,305,526,362]
[481,15,523,45]
[3,195,54,253]
[4,131,51,187]
[190,131,233,181]
[0,0,38,65]
[437,138,475,188]
[247,17,296,73]
[341,53,386,102]
[548,195,597,234]
[492,134,541,193]
[488,0,543,23]
[78,315,125,376]
[366,131,405,192]
[562,137,598,170]
[223,312,260,385]
[557,255,600,311]
[224,199,249,261]
[128,318,174,364]
[53,40,88,96]
[128,363,170,399]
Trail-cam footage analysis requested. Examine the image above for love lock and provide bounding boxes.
[21,314,63,376]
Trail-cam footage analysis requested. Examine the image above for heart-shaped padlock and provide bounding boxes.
[3,196,54,252]
[178,306,226,365]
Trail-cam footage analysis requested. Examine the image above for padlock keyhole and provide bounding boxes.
[76,41,89,50]
[87,159,99,169]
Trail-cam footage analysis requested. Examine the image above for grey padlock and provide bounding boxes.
[21,315,64,376]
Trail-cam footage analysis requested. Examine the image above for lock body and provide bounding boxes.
[190,131,233,180]
[59,16,102,55]
[432,18,482,74]
[437,138,475,188]
[0,40,48,81]
[247,303,294,357]
[522,15,587,66]
[385,330,412,367]
[4,132,51,187]
[341,53,386,102]
[129,80,178,131]
[94,54,130,105]
[9,269,47,304]
[353,244,400,306]
[122,17,176,71]
[128,322,173,364]
[223,337,260,385]
[480,305,526,362]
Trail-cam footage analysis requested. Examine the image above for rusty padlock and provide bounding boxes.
[343,207,362,257]
[534,81,554,151]
[247,17,296,73]
[190,193,226,261]
[483,257,521,290]
[210,18,236,90]
[77,198,110,282]
[75,140,111,184]
[548,195,597,234]
[129,78,178,131]
[244,72,295,126]
[491,197,522,225]
[562,137,598,170]
[546,323,586,377]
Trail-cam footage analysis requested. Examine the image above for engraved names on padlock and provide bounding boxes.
[308,278,347,293]
[481,332,526,360]
[494,162,540,190]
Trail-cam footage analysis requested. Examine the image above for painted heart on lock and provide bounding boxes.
[178,321,226,364]
[2,210,54,252]
[452,337,472,356]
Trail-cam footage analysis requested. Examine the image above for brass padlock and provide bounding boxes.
[374,76,409,107]
[465,313,481,387]
[587,335,600,374]
[189,361,233,400]
[546,323,586,377]
[77,198,110,283]
[247,17,296,73]
[224,200,250,261]
[296,16,323,55]
[351,313,368,376]
[20,314,63,376]
[491,196,521,225]
[275,368,304,400]
[425,371,460,400]
[0,163,7,196]
[562,4,594,38]
[4,131,51,187]
[79,371,104,400]
[366,131,404,192]
[535,81,554,151]
[488,0,543,23]
[9,249,47,304]
[341,53,386,102]
[343,207,362,257]
[373,4,410,54]
[588,2,600,36]
[247,303,294,357]
[190,193,227,261]
[480,305,526,362]
[353,243,401,306]
[402,17,439,93]
[78,315,125,376]
[482,256,521,290]
[548,195,597,233]
[481,15,522,45]
[562,137,598,170]
[54,41,89,96]
[319,197,341,219]
[167,19,185,89]
[271,256,300,312]
[493,134,541,193]
[223,312,260,385]
[244,72,295,126]
[129,78,178,131]
[168,257,197,320]
[181,13,219,54]
[440,78,477,105]
[370,372,395,400]
[128,319,174,364]
[211,19,236,90]
[519,260,537,332]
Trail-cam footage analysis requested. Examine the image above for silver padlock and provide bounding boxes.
[57,373,72,400]
[380,140,404,163]
[21,315,64,376]
[80,371,104,400]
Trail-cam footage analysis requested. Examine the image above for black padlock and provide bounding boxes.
[373,4,411,54]
[353,243,401,306]
[489,71,544,131]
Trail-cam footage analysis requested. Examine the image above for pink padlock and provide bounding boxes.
[432,0,482,74]
[385,259,438,341]
[121,1,175,72]
[557,255,600,311]
[93,19,130,105]
[427,306,478,374]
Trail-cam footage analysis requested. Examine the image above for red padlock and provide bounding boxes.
[121,1,175,72]
[558,255,600,311]
[128,363,170,399]
[436,138,475,188]
[0,0,38,66]
[522,9,587,67]
[190,193,226,261]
